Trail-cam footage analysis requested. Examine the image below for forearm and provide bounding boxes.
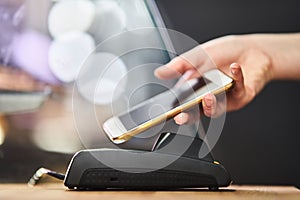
[245,33,300,80]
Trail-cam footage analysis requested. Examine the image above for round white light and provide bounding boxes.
[48,31,95,83]
[89,0,126,42]
[48,0,96,38]
[77,52,128,105]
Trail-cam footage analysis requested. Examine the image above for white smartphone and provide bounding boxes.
[103,69,234,144]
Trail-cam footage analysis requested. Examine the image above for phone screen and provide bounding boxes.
[118,77,210,130]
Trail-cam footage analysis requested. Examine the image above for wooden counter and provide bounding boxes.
[0,183,299,200]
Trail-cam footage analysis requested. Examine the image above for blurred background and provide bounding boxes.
[0,0,299,187]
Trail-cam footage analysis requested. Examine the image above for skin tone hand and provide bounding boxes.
[155,33,300,125]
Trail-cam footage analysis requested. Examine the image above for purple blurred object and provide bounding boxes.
[11,29,60,84]
[0,0,25,65]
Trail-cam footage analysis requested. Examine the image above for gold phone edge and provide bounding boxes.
[113,80,234,142]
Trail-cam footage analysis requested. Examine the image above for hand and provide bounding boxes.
[155,35,273,124]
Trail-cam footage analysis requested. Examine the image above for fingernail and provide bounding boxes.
[174,116,184,125]
[231,67,239,75]
[174,113,188,125]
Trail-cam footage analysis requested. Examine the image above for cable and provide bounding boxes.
[27,167,65,187]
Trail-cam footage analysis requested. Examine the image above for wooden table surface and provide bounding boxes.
[1,183,299,200]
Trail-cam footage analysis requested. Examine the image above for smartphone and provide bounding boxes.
[103,69,233,144]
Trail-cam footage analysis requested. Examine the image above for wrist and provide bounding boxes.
[240,34,275,82]
[244,33,300,80]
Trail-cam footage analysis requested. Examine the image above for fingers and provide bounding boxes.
[202,93,217,117]
[174,104,202,125]
[155,44,218,81]
[174,69,199,88]
[201,63,246,116]
[230,63,244,95]
[174,92,223,125]
[172,62,246,124]
[174,113,190,125]
[174,109,200,125]
[154,56,195,80]
[174,63,246,123]
[226,63,247,111]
